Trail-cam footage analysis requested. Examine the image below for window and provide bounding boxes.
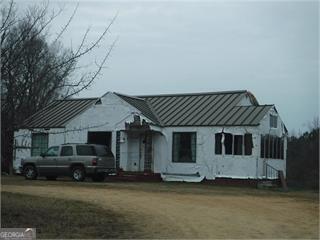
[260,135,265,158]
[215,133,222,154]
[280,138,284,159]
[61,146,73,156]
[215,132,253,156]
[244,134,253,155]
[273,137,278,159]
[31,133,48,156]
[76,145,96,156]
[260,134,284,160]
[224,133,233,155]
[44,146,59,157]
[172,132,196,163]
[234,135,243,155]
[270,115,278,128]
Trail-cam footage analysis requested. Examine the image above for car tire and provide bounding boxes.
[91,173,106,182]
[46,176,57,181]
[71,166,85,182]
[24,165,37,180]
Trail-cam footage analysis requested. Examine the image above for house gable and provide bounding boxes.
[113,92,160,125]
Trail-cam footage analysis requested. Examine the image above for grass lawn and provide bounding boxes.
[1,176,319,239]
[2,175,318,199]
[1,191,139,239]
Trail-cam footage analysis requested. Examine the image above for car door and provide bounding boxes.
[57,145,74,176]
[37,146,59,176]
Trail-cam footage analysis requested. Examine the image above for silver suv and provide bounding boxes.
[21,144,115,182]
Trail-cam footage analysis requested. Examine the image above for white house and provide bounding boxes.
[13,90,287,182]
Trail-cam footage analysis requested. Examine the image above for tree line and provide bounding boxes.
[286,121,319,190]
[1,0,116,173]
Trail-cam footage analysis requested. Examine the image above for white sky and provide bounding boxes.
[17,0,319,133]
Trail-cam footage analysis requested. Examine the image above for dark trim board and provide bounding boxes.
[203,177,281,188]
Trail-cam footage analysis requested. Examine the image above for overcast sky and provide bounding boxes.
[18,0,319,133]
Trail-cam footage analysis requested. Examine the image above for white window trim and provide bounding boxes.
[270,114,278,128]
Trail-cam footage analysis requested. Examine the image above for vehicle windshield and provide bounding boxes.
[76,145,96,156]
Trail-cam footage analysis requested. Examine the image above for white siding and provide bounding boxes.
[157,126,261,179]
[13,93,287,180]
[258,107,287,177]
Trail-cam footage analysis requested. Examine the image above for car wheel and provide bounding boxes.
[46,176,57,181]
[91,173,106,182]
[72,166,85,182]
[24,165,37,180]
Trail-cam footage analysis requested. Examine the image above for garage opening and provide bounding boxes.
[87,131,112,149]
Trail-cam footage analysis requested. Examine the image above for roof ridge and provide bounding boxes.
[145,100,163,126]
[55,97,99,101]
[114,92,146,101]
[137,90,247,98]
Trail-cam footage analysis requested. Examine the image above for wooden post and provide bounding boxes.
[278,170,288,191]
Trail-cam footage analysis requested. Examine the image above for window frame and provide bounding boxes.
[43,146,59,157]
[60,146,74,157]
[76,145,96,156]
[224,133,233,155]
[260,134,284,160]
[31,133,48,156]
[244,133,253,156]
[270,114,278,128]
[233,135,243,155]
[172,132,197,163]
[215,132,253,156]
[215,133,222,155]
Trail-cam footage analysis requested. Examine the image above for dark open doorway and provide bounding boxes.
[87,131,112,149]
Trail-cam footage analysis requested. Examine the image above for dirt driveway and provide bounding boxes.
[2,176,319,239]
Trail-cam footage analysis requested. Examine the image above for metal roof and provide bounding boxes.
[115,93,160,124]
[22,98,99,128]
[137,90,272,126]
[21,90,273,129]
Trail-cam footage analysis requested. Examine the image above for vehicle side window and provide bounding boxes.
[61,146,73,156]
[94,145,114,157]
[44,146,59,157]
[76,145,96,156]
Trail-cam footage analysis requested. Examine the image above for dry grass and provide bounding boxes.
[1,192,141,239]
[1,176,319,239]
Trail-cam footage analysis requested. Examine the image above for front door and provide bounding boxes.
[127,135,145,172]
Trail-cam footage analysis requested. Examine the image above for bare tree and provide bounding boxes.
[1,0,117,173]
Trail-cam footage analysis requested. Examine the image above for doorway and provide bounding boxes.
[87,131,112,149]
[127,134,145,172]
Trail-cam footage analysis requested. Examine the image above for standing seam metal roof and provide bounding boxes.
[22,98,99,128]
[21,90,273,129]
[136,90,272,126]
[114,93,160,125]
